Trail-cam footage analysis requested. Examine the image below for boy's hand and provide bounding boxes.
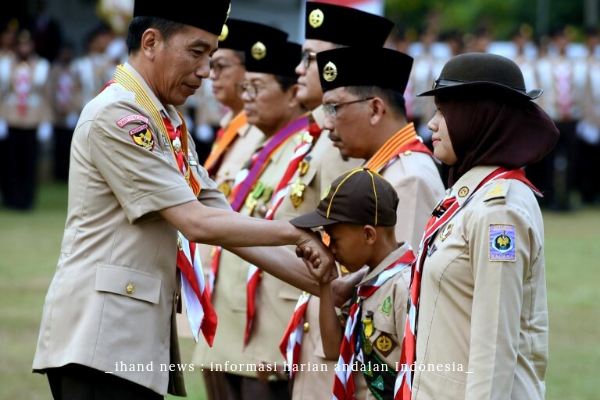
[295,245,338,283]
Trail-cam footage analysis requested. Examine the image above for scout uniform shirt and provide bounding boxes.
[196,120,301,375]
[412,166,548,400]
[344,243,412,400]
[192,111,264,375]
[278,106,362,400]
[365,124,446,250]
[32,63,231,396]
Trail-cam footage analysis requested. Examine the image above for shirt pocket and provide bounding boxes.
[95,264,162,304]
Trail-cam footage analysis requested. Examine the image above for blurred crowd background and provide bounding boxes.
[1,0,599,212]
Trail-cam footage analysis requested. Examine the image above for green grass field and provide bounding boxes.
[1,183,598,399]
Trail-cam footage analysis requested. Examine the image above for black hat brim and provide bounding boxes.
[289,210,340,229]
[418,81,543,100]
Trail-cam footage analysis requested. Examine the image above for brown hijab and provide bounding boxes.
[438,92,560,186]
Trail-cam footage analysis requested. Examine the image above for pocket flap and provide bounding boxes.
[95,264,162,304]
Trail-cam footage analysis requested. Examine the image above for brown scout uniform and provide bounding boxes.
[195,123,301,375]
[272,106,361,398]
[349,243,412,400]
[412,166,548,400]
[32,63,231,396]
[192,111,264,375]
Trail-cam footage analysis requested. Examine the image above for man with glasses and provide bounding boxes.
[317,47,445,249]
[197,26,307,399]
[192,20,279,400]
[277,4,394,399]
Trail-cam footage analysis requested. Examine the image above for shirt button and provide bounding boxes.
[303,322,310,332]
[126,283,135,295]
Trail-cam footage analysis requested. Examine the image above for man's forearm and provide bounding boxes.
[228,246,321,295]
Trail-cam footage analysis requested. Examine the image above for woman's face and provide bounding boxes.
[427,103,458,165]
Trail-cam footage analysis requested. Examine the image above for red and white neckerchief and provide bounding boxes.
[279,291,311,379]
[208,246,222,299]
[15,61,32,116]
[554,58,573,120]
[334,249,415,400]
[56,70,73,111]
[265,122,322,220]
[244,263,261,348]
[394,168,542,399]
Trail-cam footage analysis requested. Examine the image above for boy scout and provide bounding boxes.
[32,1,334,399]
[282,4,394,399]
[196,29,307,399]
[193,19,273,400]
[292,168,415,400]
[316,47,445,249]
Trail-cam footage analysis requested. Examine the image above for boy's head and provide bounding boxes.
[290,168,398,271]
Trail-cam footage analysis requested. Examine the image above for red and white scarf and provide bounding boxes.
[334,249,415,400]
[394,168,541,399]
[279,291,311,379]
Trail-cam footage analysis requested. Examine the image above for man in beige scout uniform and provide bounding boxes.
[282,3,393,399]
[191,18,271,400]
[32,1,334,399]
[196,28,306,399]
[291,168,416,400]
[317,47,445,249]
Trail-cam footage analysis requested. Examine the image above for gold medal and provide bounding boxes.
[290,179,306,208]
[218,181,231,197]
[364,338,373,355]
[245,197,258,215]
[298,160,310,177]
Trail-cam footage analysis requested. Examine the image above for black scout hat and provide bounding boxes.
[316,47,413,93]
[133,0,231,36]
[290,168,398,228]
[218,19,287,52]
[305,2,394,47]
[418,52,543,100]
[245,27,302,78]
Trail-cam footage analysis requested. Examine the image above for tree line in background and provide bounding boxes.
[386,0,592,42]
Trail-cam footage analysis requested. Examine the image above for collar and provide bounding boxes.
[450,165,499,206]
[122,63,183,128]
[311,105,326,129]
[358,241,411,286]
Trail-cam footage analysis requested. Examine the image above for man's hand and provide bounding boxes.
[295,245,337,284]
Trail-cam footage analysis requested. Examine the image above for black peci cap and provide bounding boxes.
[316,47,413,93]
[304,2,393,47]
[418,52,543,100]
[245,31,302,78]
[133,0,231,36]
[290,168,398,228]
[218,19,287,52]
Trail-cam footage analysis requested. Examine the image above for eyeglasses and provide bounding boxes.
[301,50,317,69]
[323,97,374,118]
[210,60,243,75]
[235,82,279,100]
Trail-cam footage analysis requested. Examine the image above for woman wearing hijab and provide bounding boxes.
[395,53,559,400]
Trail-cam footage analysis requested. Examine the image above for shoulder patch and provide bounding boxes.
[117,114,149,128]
[485,180,510,201]
[489,224,516,262]
[129,124,155,151]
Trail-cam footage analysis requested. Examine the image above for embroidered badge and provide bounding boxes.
[188,150,197,166]
[439,223,454,242]
[374,332,396,357]
[117,114,149,127]
[380,296,392,316]
[489,224,516,262]
[129,124,154,151]
[372,375,384,391]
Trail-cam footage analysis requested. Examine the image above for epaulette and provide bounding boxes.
[484,180,510,202]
